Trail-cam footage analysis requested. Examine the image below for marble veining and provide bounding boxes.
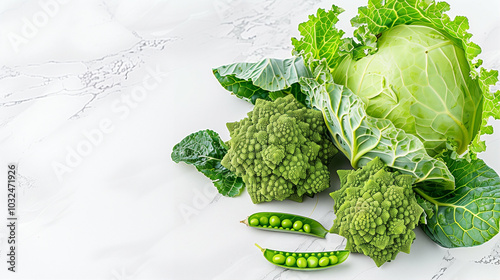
[475,242,500,265]
[1,38,172,120]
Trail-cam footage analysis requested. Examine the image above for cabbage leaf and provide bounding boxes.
[415,155,500,248]
[213,57,311,105]
[299,63,454,188]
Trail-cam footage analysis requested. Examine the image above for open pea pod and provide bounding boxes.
[241,212,328,238]
[256,244,349,270]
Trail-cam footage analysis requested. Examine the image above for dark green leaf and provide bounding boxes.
[415,156,500,247]
[171,129,244,197]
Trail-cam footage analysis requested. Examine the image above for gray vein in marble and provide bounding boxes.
[216,0,324,60]
[335,238,346,250]
[475,239,500,265]
[270,268,287,280]
[431,251,455,280]
[318,208,334,226]
[99,0,115,21]
[0,38,174,121]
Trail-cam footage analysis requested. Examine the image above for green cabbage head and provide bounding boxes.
[333,24,483,156]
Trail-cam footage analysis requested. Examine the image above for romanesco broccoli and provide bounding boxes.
[221,95,337,203]
[330,157,423,267]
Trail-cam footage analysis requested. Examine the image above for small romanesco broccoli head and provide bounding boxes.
[221,95,337,203]
[330,157,424,267]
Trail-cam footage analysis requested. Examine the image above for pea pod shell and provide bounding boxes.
[255,244,349,271]
[242,212,328,238]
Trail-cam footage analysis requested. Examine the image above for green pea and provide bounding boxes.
[269,216,281,227]
[250,218,259,226]
[285,256,296,267]
[259,216,269,225]
[282,219,292,228]
[255,244,349,271]
[303,224,311,233]
[293,220,303,230]
[319,257,330,267]
[297,257,307,268]
[272,254,286,264]
[243,212,329,238]
[307,256,318,268]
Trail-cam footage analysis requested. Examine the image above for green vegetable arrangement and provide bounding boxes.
[172,0,500,268]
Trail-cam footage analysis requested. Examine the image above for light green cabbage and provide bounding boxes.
[332,24,483,156]
[292,0,500,158]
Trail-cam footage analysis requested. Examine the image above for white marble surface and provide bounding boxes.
[0,0,499,279]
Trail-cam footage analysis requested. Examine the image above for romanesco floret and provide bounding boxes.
[330,157,423,267]
[221,95,337,203]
